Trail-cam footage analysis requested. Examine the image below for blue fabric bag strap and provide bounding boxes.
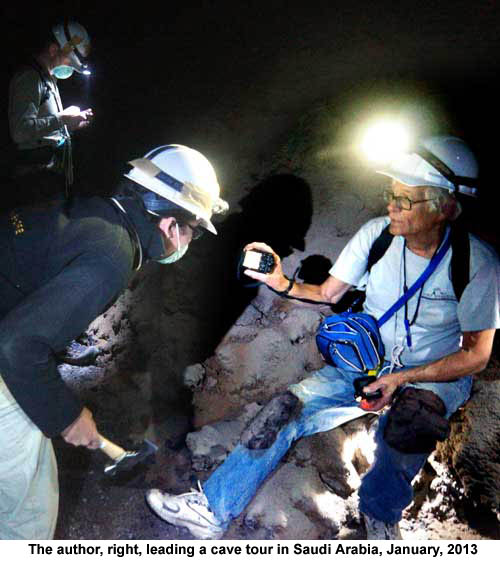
[377,228,452,328]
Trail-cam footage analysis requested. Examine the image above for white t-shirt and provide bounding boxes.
[330,217,500,368]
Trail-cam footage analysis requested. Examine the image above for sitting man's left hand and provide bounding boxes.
[360,372,401,411]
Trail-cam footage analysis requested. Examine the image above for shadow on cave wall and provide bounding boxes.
[90,173,319,444]
[121,171,367,425]
[190,172,315,353]
[97,170,362,453]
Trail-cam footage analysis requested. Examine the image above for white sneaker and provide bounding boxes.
[146,482,225,540]
[362,512,402,540]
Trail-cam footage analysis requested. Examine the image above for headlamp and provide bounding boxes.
[360,120,478,195]
[359,119,411,164]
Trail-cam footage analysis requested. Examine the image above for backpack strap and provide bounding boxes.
[449,226,470,302]
[367,222,470,302]
[367,223,393,273]
[28,60,52,106]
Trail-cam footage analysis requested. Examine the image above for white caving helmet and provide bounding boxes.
[125,144,228,234]
[377,136,479,197]
[52,21,91,74]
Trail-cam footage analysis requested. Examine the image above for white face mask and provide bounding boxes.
[156,223,189,264]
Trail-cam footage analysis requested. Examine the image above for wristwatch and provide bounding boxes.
[277,276,294,296]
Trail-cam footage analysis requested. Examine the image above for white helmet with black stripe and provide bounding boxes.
[125,144,228,234]
[52,20,91,74]
[377,136,479,198]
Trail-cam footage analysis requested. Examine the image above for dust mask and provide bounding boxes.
[156,223,189,264]
[52,65,74,79]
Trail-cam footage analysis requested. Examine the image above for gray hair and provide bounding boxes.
[425,186,462,221]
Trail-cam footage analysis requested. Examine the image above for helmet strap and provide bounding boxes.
[416,146,478,194]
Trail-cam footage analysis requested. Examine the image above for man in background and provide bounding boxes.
[8,20,93,207]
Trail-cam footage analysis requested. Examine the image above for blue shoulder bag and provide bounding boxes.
[316,230,451,373]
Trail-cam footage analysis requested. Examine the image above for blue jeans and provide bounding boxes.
[203,364,472,528]
[359,376,473,524]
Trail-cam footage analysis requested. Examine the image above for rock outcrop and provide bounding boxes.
[437,375,500,515]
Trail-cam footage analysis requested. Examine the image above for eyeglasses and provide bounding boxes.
[183,223,204,240]
[383,189,436,211]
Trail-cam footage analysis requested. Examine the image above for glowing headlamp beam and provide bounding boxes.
[360,120,411,164]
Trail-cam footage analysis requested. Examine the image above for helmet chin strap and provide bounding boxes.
[156,222,188,264]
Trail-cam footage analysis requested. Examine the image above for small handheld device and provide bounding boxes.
[353,376,383,402]
[61,105,82,117]
[242,250,275,274]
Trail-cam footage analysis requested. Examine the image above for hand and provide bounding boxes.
[359,372,400,412]
[59,107,93,131]
[61,407,101,449]
[78,108,93,130]
[80,108,94,120]
[242,242,290,292]
[60,113,89,131]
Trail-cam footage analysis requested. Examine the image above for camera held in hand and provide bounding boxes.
[242,250,275,274]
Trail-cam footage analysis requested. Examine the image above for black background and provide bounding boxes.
[2,2,500,224]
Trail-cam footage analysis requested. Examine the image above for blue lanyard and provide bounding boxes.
[402,240,432,348]
[376,229,452,336]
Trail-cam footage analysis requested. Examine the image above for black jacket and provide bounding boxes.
[0,195,164,437]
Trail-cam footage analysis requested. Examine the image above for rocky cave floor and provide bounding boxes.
[54,437,499,541]
[53,352,500,541]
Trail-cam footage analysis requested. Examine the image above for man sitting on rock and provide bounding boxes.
[146,136,499,540]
